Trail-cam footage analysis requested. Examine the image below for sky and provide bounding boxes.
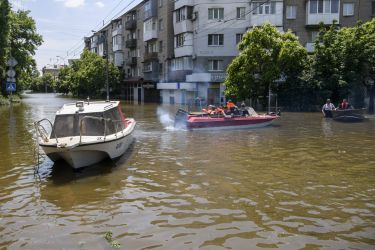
[9,0,142,70]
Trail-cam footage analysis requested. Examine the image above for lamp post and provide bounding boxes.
[92,30,110,102]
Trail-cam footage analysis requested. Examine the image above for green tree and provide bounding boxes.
[9,9,43,92]
[340,19,375,113]
[0,0,11,93]
[312,22,348,105]
[224,23,308,108]
[57,49,120,98]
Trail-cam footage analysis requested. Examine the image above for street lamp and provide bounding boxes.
[92,30,110,102]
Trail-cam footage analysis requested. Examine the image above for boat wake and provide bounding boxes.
[156,107,178,131]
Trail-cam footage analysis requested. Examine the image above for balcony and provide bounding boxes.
[306,13,340,26]
[113,43,122,52]
[175,0,194,9]
[126,57,137,66]
[125,19,137,30]
[144,52,158,61]
[113,52,123,67]
[157,82,196,91]
[143,29,158,42]
[112,28,123,37]
[144,0,157,21]
[175,46,193,58]
[125,39,137,48]
[174,20,193,34]
[186,73,227,83]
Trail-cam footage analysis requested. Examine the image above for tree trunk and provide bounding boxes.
[369,87,374,114]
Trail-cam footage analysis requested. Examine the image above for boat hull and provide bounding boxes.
[39,119,136,169]
[186,116,277,130]
[332,108,366,122]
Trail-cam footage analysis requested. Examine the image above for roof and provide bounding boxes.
[56,101,120,115]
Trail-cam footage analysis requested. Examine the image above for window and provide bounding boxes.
[237,7,245,19]
[208,60,223,71]
[171,57,193,71]
[311,31,319,42]
[253,2,276,15]
[159,19,163,31]
[309,0,339,14]
[159,0,163,7]
[208,34,224,46]
[343,3,354,16]
[144,62,152,72]
[286,5,297,19]
[159,63,163,76]
[176,34,184,47]
[159,40,163,52]
[373,2,375,15]
[208,8,224,20]
[176,7,185,22]
[236,33,243,44]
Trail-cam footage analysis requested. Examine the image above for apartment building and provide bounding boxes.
[84,0,374,104]
[284,0,374,52]
[158,0,253,105]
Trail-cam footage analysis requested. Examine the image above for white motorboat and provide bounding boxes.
[35,100,136,169]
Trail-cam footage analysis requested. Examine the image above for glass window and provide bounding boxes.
[286,5,296,19]
[310,0,318,13]
[331,0,339,13]
[236,33,243,44]
[208,60,224,71]
[208,34,224,46]
[237,7,245,19]
[176,34,184,47]
[159,19,163,31]
[343,3,354,16]
[372,2,375,15]
[208,8,224,20]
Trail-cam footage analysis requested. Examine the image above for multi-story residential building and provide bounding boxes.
[158,0,253,105]
[284,0,374,52]
[84,0,374,104]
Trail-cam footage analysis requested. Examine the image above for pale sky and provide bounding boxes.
[9,0,142,70]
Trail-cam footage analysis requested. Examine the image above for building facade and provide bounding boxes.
[84,0,374,104]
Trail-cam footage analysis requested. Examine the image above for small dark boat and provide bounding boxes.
[175,108,278,130]
[331,108,366,122]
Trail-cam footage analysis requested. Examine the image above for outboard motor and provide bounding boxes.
[174,109,189,129]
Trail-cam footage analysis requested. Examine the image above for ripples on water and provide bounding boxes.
[0,93,374,249]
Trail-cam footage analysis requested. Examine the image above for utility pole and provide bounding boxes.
[102,31,109,102]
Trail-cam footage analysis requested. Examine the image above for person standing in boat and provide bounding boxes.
[322,99,335,117]
[338,99,353,110]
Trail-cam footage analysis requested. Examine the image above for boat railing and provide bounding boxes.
[34,118,58,144]
[79,116,126,144]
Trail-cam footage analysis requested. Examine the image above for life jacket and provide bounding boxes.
[227,102,235,109]
[341,102,348,109]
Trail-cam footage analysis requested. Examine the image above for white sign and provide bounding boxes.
[7,69,16,78]
[6,57,18,67]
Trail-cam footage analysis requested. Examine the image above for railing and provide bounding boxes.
[34,118,58,144]
[125,19,137,30]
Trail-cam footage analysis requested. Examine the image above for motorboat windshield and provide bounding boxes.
[51,107,125,138]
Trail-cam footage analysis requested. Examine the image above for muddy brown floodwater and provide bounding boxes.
[0,93,374,249]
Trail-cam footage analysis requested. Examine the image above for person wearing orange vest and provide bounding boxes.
[338,99,352,110]
[226,100,236,110]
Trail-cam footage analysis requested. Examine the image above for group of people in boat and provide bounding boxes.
[322,98,353,117]
[202,100,249,117]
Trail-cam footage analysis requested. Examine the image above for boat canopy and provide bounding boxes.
[51,107,125,138]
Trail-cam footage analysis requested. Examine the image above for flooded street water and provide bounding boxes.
[1,93,374,249]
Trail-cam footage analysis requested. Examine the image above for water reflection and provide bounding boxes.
[0,94,374,249]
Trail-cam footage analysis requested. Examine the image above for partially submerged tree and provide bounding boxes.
[9,9,43,92]
[0,0,11,94]
[224,23,308,108]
